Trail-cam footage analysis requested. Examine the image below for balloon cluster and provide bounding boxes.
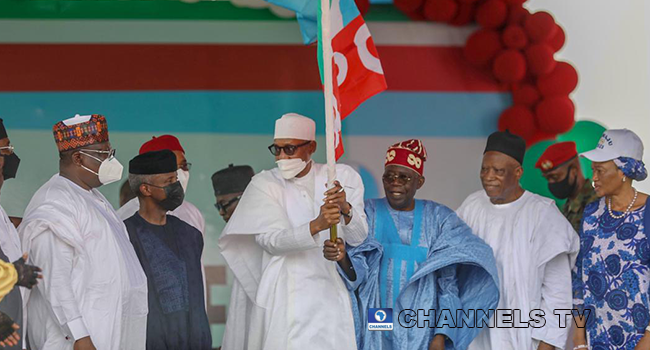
[388,0,579,147]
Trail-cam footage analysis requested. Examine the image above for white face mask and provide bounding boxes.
[79,151,124,185]
[276,158,309,179]
[177,169,190,193]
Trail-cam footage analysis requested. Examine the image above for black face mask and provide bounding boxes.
[548,166,576,199]
[150,181,185,211]
[2,153,20,180]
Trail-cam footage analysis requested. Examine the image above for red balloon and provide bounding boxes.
[476,0,508,29]
[549,24,566,52]
[394,0,426,15]
[449,3,475,26]
[424,0,459,22]
[457,0,478,3]
[503,0,526,4]
[502,25,528,49]
[526,130,557,148]
[498,106,537,140]
[507,5,530,25]
[524,11,558,43]
[464,29,503,66]
[404,7,426,20]
[355,0,370,16]
[525,43,556,76]
[512,84,540,106]
[493,49,527,83]
[535,96,576,134]
[537,61,579,96]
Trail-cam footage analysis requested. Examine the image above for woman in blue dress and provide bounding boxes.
[573,129,649,350]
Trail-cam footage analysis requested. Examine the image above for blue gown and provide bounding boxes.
[125,213,211,350]
[573,198,650,349]
[339,199,500,350]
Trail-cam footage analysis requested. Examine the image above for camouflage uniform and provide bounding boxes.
[562,179,599,234]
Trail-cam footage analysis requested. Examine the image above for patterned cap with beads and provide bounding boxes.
[52,114,109,152]
[385,139,428,176]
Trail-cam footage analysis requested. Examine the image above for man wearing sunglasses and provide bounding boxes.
[219,113,368,350]
[211,164,255,223]
[20,114,148,350]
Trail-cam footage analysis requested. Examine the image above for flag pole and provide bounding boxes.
[320,0,338,242]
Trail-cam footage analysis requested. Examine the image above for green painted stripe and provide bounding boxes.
[0,0,408,21]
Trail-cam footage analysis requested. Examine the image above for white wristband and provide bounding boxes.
[646,325,650,333]
[573,345,588,350]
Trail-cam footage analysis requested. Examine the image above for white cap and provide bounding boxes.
[62,114,92,126]
[274,113,316,141]
[580,128,644,162]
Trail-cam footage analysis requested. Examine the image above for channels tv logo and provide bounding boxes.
[368,308,393,331]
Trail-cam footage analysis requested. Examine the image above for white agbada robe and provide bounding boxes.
[117,198,208,308]
[0,206,21,262]
[0,204,27,350]
[20,174,148,350]
[457,190,579,350]
[219,163,368,350]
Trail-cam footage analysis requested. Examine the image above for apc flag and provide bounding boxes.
[266,0,387,159]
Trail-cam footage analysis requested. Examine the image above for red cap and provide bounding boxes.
[139,135,185,155]
[535,141,577,171]
[385,139,428,176]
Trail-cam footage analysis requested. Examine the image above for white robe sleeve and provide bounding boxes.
[338,167,368,247]
[29,231,90,341]
[531,254,572,348]
[254,223,319,255]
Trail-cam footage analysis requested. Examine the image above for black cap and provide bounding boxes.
[212,164,255,195]
[129,150,177,175]
[484,130,526,165]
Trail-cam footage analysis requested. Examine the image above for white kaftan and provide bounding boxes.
[219,163,368,350]
[458,190,579,350]
[20,175,148,350]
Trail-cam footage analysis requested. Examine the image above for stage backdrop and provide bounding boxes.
[0,1,510,346]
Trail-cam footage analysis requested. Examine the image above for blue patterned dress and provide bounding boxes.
[573,198,649,350]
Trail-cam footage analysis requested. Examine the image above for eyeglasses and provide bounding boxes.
[0,145,14,155]
[382,173,414,185]
[268,141,311,156]
[179,162,192,171]
[215,195,242,211]
[80,148,116,160]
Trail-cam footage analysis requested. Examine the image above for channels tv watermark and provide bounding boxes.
[367,308,590,331]
[368,308,394,331]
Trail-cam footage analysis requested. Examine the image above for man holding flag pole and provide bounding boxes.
[219,0,386,347]
[218,113,369,349]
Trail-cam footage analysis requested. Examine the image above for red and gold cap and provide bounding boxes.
[385,139,427,176]
[535,141,578,172]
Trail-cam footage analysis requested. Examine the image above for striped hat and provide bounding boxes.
[53,114,109,152]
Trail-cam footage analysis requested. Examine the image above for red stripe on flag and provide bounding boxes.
[0,44,504,92]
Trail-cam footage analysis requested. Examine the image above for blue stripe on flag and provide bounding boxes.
[0,91,510,137]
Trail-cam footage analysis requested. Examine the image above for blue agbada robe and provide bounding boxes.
[125,213,212,350]
[339,199,500,350]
